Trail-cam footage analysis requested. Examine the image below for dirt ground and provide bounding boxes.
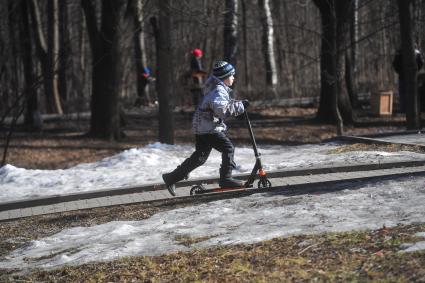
[0,106,407,170]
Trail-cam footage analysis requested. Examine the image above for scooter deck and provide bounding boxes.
[190,184,254,195]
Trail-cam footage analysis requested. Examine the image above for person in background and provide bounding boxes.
[134,66,156,107]
[392,44,424,113]
[190,48,206,110]
[162,60,250,196]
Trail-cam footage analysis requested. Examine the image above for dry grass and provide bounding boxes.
[328,143,425,154]
[1,224,424,282]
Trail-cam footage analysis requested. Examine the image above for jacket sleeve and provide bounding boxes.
[210,85,245,119]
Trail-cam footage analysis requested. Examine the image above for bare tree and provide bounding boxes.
[7,0,20,105]
[81,0,130,140]
[345,0,358,107]
[29,0,63,115]
[258,0,278,92]
[397,0,420,129]
[241,0,251,91]
[278,0,302,98]
[20,0,42,129]
[224,0,238,66]
[132,0,151,106]
[313,0,343,134]
[58,0,69,108]
[157,0,175,144]
[313,0,353,130]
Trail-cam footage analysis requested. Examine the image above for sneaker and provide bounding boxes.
[162,173,176,196]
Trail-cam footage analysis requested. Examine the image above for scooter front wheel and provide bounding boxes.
[190,185,206,195]
[257,178,272,189]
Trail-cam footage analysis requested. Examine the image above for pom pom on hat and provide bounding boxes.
[213,60,235,79]
[192,48,203,58]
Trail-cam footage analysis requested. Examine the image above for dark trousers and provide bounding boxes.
[180,132,236,175]
[191,89,203,110]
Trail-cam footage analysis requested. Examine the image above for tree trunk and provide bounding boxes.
[58,0,68,108]
[241,0,251,91]
[47,0,61,113]
[103,0,128,140]
[398,0,420,129]
[223,0,238,66]
[7,0,20,103]
[29,0,63,115]
[345,51,356,107]
[21,0,42,129]
[315,0,336,121]
[258,0,278,91]
[314,0,343,133]
[281,0,301,98]
[350,0,358,73]
[71,5,87,112]
[335,0,353,124]
[314,0,353,126]
[132,0,150,106]
[82,0,128,140]
[157,0,175,144]
[347,0,358,107]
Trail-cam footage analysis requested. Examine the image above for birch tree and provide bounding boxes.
[29,0,63,114]
[259,0,278,91]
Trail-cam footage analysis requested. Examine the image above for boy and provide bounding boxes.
[162,60,249,196]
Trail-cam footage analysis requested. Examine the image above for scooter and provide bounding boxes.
[190,111,272,195]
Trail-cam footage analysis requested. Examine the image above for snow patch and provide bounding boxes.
[1,143,425,203]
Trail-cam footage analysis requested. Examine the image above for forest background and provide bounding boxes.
[1,0,425,167]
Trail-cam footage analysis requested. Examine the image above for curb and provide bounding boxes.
[339,135,425,148]
[165,167,425,207]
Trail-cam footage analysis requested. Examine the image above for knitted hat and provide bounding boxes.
[192,48,203,58]
[213,60,235,79]
[142,66,151,78]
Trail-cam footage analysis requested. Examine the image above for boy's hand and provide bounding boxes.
[242,100,250,109]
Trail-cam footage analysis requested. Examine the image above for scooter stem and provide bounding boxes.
[243,111,266,188]
[244,111,260,158]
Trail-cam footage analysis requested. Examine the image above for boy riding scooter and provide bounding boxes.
[162,60,249,196]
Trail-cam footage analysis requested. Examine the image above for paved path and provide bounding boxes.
[1,161,425,222]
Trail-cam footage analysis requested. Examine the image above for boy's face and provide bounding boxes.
[223,74,235,87]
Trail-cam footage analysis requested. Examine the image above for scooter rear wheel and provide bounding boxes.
[257,178,272,189]
[190,185,206,195]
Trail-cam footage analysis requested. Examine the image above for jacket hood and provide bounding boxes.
[203,76,232,95]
